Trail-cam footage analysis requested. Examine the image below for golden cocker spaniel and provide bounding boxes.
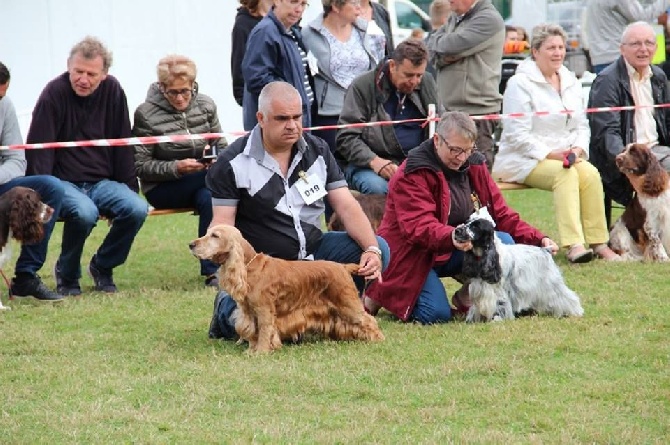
[189,224,384,353]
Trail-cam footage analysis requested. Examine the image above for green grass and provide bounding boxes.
[0,190,668,444]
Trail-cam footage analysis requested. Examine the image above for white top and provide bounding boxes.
[492,58,590,183]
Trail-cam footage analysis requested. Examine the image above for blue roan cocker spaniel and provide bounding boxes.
[455,217,584,322]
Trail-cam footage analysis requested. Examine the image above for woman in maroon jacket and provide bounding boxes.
[365,111,558,324]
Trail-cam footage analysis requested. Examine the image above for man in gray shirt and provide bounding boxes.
[0,61,66,302]
[427,0,505,170]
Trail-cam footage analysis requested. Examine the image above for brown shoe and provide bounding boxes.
[362,294,381,316]
[566,244,594,264]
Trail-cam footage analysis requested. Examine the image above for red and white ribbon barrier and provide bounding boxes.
[3,103,670,151]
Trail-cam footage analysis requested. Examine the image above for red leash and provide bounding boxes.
[0,269,13,300]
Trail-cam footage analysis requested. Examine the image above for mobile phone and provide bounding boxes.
[198,144,219,164]
[198,155,216,164]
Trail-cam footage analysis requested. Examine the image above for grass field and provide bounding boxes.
[0,189,668,444]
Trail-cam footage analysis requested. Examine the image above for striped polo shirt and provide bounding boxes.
[206,126,347,260]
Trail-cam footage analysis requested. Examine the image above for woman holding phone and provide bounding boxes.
[133,54,227,287]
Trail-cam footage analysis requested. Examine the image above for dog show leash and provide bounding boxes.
[0,268,13,301]
[246,253,261,267]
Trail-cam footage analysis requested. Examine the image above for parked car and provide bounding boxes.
[379,0,431,46]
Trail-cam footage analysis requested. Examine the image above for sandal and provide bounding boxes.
[566,244,594,264]
[591,243,622,261]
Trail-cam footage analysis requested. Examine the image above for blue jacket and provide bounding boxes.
[241,9,313,130]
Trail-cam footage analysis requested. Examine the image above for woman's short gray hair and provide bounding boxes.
[436,111,477,142]
[530,23,567,59]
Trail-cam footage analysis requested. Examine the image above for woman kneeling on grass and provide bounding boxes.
[363,111,558,324]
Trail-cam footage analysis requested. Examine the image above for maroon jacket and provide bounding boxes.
[367,140,546,321]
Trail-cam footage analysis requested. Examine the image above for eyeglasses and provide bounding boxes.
[623,40,657,50]
[438,134,476,157]
[348,0,362,6]
[163,88,193,99]
[286,0,310,8]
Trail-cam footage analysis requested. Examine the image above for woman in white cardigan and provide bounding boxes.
[492,23,619,263]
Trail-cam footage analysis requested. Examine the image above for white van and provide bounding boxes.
[303,0,431,47]
[380,0,432,46]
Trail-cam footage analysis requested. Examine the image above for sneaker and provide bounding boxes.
[10,275,65,302]
[208,292,225,339]
[53,261,82,296]
[88,255,117,293]
[204,274,219,288]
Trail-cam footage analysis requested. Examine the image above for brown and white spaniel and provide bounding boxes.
[609,144,670,261]
[0,187,54,310]
[189,225,384,353]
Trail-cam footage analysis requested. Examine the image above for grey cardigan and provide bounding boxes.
[427,0,505,115]
[302,15,377,116]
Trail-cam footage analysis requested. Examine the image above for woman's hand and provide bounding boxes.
[452,226,473,251]
[176,158,207,175]
[541,237,559,255]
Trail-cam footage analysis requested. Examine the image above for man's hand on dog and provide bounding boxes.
[360,251,383,282]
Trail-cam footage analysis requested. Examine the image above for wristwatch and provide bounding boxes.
[364,246,383,258]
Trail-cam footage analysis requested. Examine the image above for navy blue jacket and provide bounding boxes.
[25,72,138,192]
[241,9,314,130]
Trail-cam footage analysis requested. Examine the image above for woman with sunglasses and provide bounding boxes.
[493,24,619,263]
[133,55,227,287]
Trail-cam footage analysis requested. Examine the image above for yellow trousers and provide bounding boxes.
[524,159,609,248]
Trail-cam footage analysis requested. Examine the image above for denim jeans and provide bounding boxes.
[0,176,65,276]
[212,232,391,340]
[58,179,148,281]
[410,231,514,324]
[144,171,217,276]
[345,165,389,195]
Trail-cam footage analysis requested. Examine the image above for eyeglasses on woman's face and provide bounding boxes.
[163,88,193,99]
[438,134,476,158]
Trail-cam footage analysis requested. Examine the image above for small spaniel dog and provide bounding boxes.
[454,217,584,322]
[189,224,384,353]
[609,143,670,261]
[328,193,386,232]
[0,187,54,310]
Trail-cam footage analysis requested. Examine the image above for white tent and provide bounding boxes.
[0,0,323,140]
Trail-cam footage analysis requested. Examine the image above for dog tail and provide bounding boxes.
[343,263,360,276]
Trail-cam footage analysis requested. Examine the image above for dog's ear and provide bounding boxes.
[640,152,668,196]
[479,237,502,284]
[219,235,250,301]
[10,191,44,244]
